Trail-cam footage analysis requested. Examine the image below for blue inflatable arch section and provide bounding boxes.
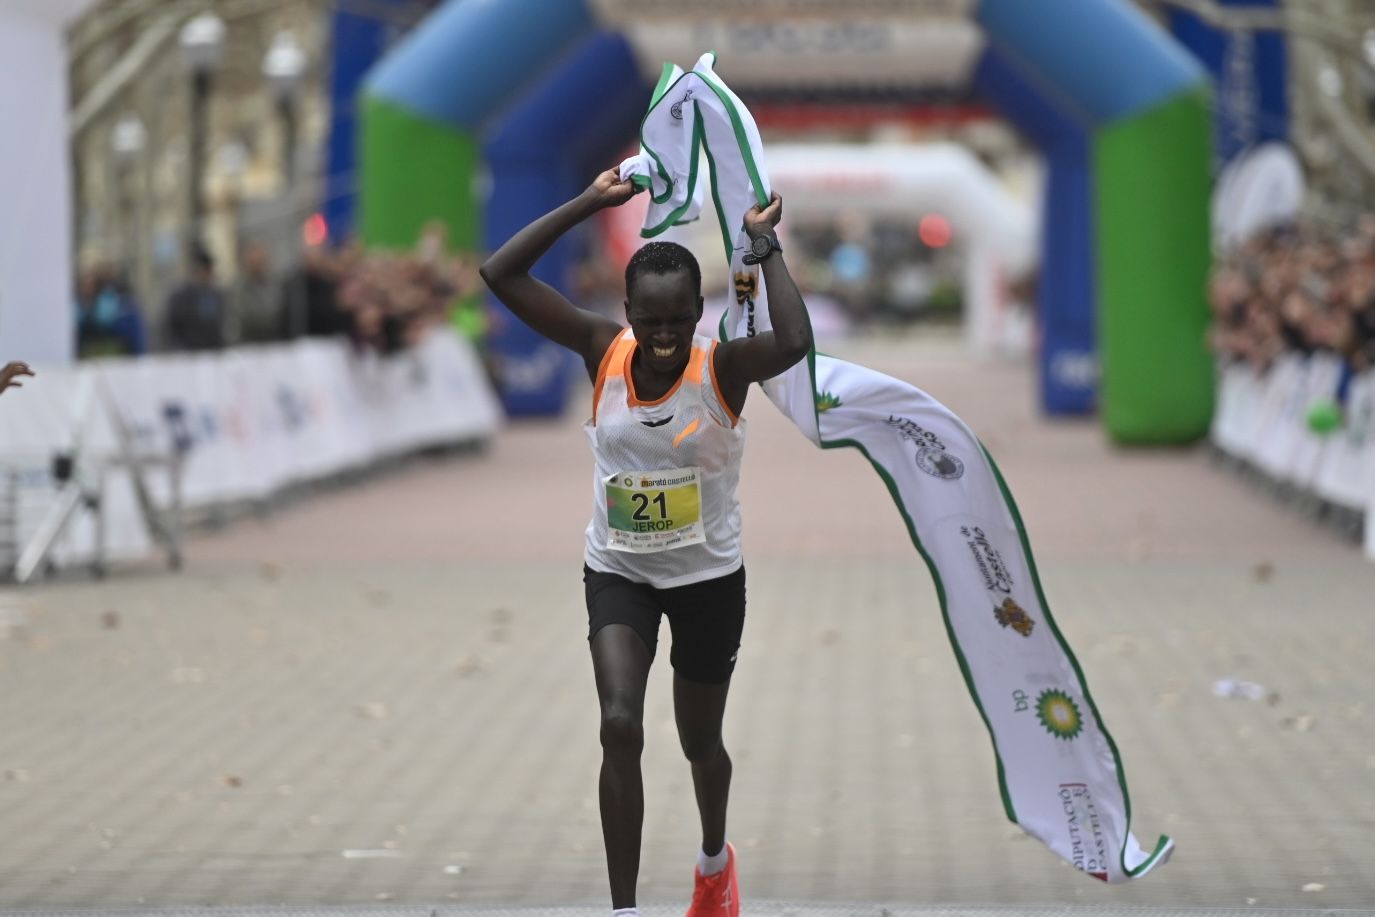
[973,46,1098,414]
[363,0,1208,422]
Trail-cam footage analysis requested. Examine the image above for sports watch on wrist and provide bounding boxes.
[742,233,782,265]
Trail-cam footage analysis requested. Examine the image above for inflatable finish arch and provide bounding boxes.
[360,0,1213,444]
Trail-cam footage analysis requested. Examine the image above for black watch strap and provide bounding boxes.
[742,233,782,265]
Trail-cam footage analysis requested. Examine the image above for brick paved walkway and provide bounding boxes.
[2,334,1372,912]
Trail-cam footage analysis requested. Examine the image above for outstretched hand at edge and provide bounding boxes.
[0,361,33,396]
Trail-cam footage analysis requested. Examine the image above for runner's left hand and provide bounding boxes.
[744,192,782,239]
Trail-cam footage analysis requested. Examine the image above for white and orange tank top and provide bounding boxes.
[584,329,746,588]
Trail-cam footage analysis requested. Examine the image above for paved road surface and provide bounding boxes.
[2,334,1372,913]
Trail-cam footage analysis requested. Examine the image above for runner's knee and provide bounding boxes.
[600,707,644,755]
[677,727,723,765]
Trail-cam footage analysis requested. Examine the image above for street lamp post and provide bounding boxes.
[110,113,146,274]
[178,13,226,249]
[262,30,306,189]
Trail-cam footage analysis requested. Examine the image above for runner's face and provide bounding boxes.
[625,271,702,373]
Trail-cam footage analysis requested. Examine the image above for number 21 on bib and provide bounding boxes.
[605,467,705,553]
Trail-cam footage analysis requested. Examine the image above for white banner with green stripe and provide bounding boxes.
[619,52,1172,883]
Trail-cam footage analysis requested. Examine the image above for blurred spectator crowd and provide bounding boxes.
[77,210,975,365]
[75,224,482,360]
[1210,215,1375,376]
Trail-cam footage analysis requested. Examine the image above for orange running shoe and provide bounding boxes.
[686,842,739,917]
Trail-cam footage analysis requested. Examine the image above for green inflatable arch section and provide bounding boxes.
[1095,97,1214,443]
[979,0,1214,443]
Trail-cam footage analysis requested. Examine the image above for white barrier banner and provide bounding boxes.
[3,330,500,570]
[1211,363,1256,457]
[291,341,365,479]
[1314,371,1375,512]
[1253,354,1308,477]
[1287,353,1344,489]
[1211,359,1375,561]
[0,364,151,566]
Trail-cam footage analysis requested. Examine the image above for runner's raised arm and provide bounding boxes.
[479,169,638,380]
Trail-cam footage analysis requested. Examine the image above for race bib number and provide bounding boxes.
[605,467,704,553]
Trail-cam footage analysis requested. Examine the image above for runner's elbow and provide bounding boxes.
[479,256,526,290]
[478,259,503,288]
[776,327,813,366]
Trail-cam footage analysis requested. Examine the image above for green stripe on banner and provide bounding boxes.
[359,95,480,251]
[1094,90,1214,444]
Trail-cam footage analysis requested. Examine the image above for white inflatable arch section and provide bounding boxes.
[766,142,1037,354]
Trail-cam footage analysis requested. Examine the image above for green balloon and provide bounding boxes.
[1306,399,1342,435]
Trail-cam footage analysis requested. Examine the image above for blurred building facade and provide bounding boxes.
[63,0,1375,346]
[69,0,330,342]
[1142,0,1375,228]
[66,0,443,347]
[1283,0,1375,225]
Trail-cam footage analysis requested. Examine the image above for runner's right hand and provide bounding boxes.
[588,168,640,209]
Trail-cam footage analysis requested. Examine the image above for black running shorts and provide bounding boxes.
[583,564,746,685]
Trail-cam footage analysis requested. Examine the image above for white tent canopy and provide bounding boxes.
[766,142,1038,353]
[1211,141,1305,252]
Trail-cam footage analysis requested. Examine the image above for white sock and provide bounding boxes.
[612,909,638,917]
[698,843,729,876]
